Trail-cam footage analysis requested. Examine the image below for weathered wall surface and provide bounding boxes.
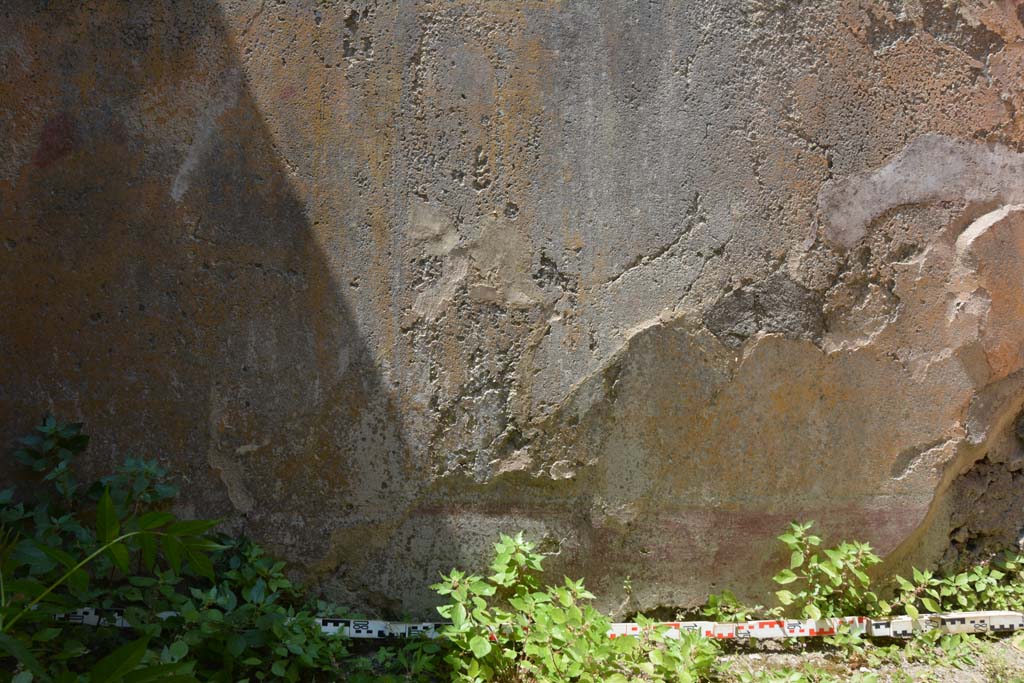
[2,0,1024,615]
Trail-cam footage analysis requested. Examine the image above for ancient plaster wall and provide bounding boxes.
[2,0,1024,615]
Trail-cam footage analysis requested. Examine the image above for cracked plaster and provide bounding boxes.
[2,0,1024,616]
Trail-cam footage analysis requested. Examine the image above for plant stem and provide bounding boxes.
[3,530,156,633]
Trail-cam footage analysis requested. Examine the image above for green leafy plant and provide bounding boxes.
[156,536,364,683]
[902,629,979,671]
[432,532,718,683]
[1,416,219,682]
[11,416,1024,683]
[736,670,812,683]
[702,590,778,623]
[12,416,88,507]
[891,554,1024,617]
[609,616,718,683]
[772,522,881,620]
[1,415,434,683]
[823,624,871,668]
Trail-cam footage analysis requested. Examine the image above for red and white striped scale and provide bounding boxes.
[58,608,1024,641]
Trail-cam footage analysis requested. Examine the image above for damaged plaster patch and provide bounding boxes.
[951,205,1024,382]
[822,282,899,353]
[944,412,1024,566]
[819,135,1024,248]
[408,203,467,321]
[205,386,255,514]
[407,204,544,321]
[704,271,823,348]
[891,438,959,481]
[954,204,1024,259]
[466,216,544,308]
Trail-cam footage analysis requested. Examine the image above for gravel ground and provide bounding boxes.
[716,635,1024,682]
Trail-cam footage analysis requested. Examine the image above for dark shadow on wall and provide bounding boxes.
[0,0,423,614]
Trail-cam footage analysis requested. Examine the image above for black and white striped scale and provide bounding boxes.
[56,608,1024,641]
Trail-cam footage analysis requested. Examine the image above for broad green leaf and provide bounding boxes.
[905,603,919,618]
[162,535,184,573]
[136,512,174,530]
[31,541,76,568]
[469,635,492,658]
[790,551,804,569]
[773,569,798,585]
[32,542,88,592]
[611,636,638,655]
[97,489,119,544]
[108,542,131,574]
[184,545,214,581]
[921,597,939,613]
[895,575,915,592]
[451,603,466,629]
[168,641,188,661]
[140,534,156,572]
[0,633,45,677]
[245,578,267,605]
[11,540,58,574]
[776,590,795,605]
[32,627,62,642]
[89,636,149,683]
[804,604,822,620]
[5,578,48,601]
[226,635,246,657]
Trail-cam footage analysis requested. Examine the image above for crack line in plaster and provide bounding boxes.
[598,192,704,288]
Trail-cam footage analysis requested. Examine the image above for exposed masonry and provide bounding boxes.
[704,272,824,349]
[943,406,1024,570]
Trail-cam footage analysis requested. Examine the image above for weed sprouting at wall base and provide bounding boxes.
[7,417,1024,682]
[431,532,719,683]
[772,522,882,620]
[0,417,374,683]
